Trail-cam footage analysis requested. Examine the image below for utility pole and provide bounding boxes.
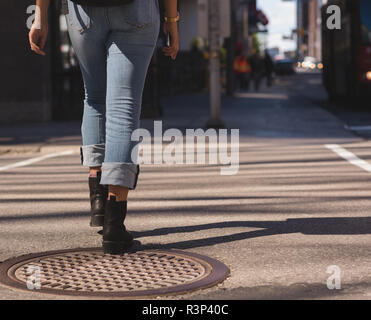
[206,0,224,129]
[297,0,303,60]
[226,0,237,96]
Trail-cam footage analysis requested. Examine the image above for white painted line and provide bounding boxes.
[325,144,371,172]
[344,125,371,132]
[0,150,74,172]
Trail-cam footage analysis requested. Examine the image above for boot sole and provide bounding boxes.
[102,240,133,254]
[90,215,104,227]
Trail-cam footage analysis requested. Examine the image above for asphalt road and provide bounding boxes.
[0,72,370,300]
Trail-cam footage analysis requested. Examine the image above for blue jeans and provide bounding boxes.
[66,0,160,189]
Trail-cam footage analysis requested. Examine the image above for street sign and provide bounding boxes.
[256,10,269,26]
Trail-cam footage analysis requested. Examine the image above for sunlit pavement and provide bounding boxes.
[0,73,370,299]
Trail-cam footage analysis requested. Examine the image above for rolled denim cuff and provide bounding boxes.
[80,144,105,166]
[100,162,140,190]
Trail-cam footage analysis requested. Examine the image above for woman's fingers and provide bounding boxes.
[30,40,46,55]
[162,46,177,60]
[30,40,46,56]
[32,46,46,56]
[30,41,44,55]
[29,28,47,56]
[162,22,179,60]
[162,40,178,59]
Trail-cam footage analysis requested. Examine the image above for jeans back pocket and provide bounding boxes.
[66,0,91,33]
[123,0,153,28]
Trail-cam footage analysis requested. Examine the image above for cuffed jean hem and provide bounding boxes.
[80,144,105,167]
[100,162,140,190]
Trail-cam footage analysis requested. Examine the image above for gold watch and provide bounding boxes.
[164,12,179,23]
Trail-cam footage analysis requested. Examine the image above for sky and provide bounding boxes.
[258,0,297,52]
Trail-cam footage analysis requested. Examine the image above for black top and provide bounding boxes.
[70,0,135,6]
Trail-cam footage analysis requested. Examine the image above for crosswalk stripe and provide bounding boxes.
[0,150,74,172]
[325,144,371,172]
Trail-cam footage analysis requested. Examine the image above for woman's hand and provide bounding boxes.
[162,22,179,60]
[29,21,48,56]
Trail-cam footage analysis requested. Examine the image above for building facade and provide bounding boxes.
[297,0,323,60]
[0,1,52,124]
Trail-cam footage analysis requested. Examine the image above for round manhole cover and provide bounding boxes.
[0,248,229,298]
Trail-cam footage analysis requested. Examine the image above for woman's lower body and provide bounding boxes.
[65,0,160,253]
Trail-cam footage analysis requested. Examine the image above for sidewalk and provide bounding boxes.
[0,121,82,154]
[0,75,358,156]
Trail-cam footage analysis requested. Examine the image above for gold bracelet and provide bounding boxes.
[164,12,179,23]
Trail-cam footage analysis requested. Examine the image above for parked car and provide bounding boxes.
[274,58,296,75]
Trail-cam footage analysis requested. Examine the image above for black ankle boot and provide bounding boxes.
[89,171,108,227]
[102,196,134,254]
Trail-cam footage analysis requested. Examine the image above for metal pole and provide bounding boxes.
[226,0,237,96]
[206,0,224,129]
[297,0,302,60]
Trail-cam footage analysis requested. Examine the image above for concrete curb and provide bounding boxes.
[0,145,80,155]
[39,145,80,154]
[0,145,41,155]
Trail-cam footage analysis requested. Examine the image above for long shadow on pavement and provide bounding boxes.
[131,217,371,250]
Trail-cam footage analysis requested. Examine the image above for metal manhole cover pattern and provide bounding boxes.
[0,248,230,298]
[14,251,205,292]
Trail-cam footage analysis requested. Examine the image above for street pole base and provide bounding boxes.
[206,118,225,129]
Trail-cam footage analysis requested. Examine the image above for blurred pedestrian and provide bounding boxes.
[234,48,251,91]
[263,49,274,87]
[250,52,264,92]
[29,0,179,254]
